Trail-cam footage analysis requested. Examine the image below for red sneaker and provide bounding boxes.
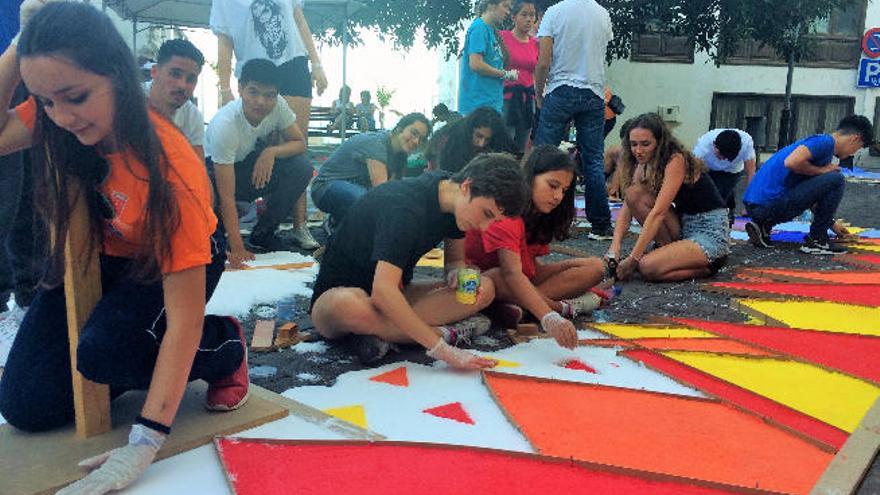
[206,317,250,411]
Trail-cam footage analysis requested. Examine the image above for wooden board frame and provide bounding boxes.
[0,383,289,495]
[811,397,880,495]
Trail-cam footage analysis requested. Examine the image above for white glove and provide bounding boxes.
[13,0,51,45]
[57,424,165,495]
[427,339,496,370]
[541,311,578,349]
[502,69,520,81]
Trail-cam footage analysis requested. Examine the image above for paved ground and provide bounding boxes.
[241,173,880,492]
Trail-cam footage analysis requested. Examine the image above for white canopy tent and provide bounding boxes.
[102,0,364,136]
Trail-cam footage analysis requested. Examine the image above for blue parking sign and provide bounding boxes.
[858,59,880,87]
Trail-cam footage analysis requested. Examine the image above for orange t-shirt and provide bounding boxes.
[16,98,217,274]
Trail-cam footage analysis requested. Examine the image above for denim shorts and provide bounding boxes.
[681,208,730,262]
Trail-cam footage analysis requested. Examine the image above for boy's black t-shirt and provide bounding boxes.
[311,171,464,306]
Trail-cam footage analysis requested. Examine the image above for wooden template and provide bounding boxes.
[588,322,716,339]
[63,183,110,438]
[733,299,880,335]
[603,337,776,357]
[214,438,763,495]
[620,348,848,450]
[810,398,880,495]
[250,319,275,351]
[226,261,315,272]
[734,267,880,285]
[0,383,288,495]
[674,318,880,384]
[482,371,833,494]
[705,282,880,307]
[657,351,880,433]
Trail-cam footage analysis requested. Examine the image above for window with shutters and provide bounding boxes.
[631,20,695,63]
[710,93,855,152]
[724,2,865,69]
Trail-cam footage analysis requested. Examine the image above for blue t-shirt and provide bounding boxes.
[743,134,835,205]
[458,18,504,115]
[0,1,22,52]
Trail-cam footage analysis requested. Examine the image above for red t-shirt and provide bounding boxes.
[16,98,217,274]
[465,216,549,280]
[499,30,538,100]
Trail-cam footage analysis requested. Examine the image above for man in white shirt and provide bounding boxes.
[693,128,757,226]
[145,39,206,160]
[533,0,614,239]
[206,59,315,267]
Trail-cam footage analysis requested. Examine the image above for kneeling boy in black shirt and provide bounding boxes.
[310,154,529,369]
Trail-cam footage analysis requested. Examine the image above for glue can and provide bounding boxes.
[455,268,481,305]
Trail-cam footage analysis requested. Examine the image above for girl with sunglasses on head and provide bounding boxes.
[0,2,247,493]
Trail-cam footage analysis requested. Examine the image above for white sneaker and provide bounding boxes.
[445,314,491,346]
[291,225,320,250]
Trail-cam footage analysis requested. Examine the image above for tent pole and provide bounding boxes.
[341,23,348,142]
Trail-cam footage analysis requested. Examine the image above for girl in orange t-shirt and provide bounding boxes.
[0,3,245,492]
[465,145,609,349]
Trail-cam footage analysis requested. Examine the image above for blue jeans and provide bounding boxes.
[535,85,610,232]
[0,229,242,432]
[745,172,845,240]
[312,180,368,222]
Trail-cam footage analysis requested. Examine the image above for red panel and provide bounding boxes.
[561,359,598,373]
[741,268,880,284]
[839,254,880,269]
[710,281,880,306]
[621,348,847,450]
[674,317,880,384]
[215,438,739,495]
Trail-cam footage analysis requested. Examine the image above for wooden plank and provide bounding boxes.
[0,382,288,495]
[272,322,302,348]
[811,397,880,495]
[62,182,110,438]
[250,319,275,351]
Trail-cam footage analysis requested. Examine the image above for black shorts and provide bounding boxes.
[277,56,312,98]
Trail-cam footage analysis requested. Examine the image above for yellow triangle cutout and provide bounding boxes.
[322,404,368,429]
[481,356,521,368]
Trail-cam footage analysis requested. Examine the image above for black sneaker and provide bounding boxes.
[587,227,614,241]
[745,221,772,248]
[800,235,847,255]
[245,232,291,253]
[340,334,392,364]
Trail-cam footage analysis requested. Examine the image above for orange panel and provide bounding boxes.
[631,338,776,357]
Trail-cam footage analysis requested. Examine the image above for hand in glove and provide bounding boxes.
[502,69,520,81]
[541,311,578,349]
[57,424,165,495]
[427,339,497,369]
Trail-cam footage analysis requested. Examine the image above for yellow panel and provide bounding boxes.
[322,405,367,429]
[662,351,879,432]
[853,244,880,253]
[738,300,880,335]
[416,248,444,267]
[591,323,715,339]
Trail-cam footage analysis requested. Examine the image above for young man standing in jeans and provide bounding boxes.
[206,58,315,267]
[743,115,873,255]
[533,0,613,239]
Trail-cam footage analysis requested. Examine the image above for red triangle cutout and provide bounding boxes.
[369,366,409,387]
[423,402,475,425]
[561,359,597,373]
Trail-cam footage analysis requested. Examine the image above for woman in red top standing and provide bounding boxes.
[500,0,538,152]
[0,2,246,493]
[465,145,608,349]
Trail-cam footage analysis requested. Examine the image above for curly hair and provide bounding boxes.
[521,145,577,245]
[451,152,529,217]
[619,113,705,196]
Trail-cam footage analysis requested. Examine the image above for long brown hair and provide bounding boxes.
[619,113,705,196]
[522,145,576,245]
[19,3,180,284]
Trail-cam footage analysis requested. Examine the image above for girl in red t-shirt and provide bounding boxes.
[465,145,608,349]
[0,3,245,492]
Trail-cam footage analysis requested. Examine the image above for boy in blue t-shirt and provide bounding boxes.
[743,115,873,255]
